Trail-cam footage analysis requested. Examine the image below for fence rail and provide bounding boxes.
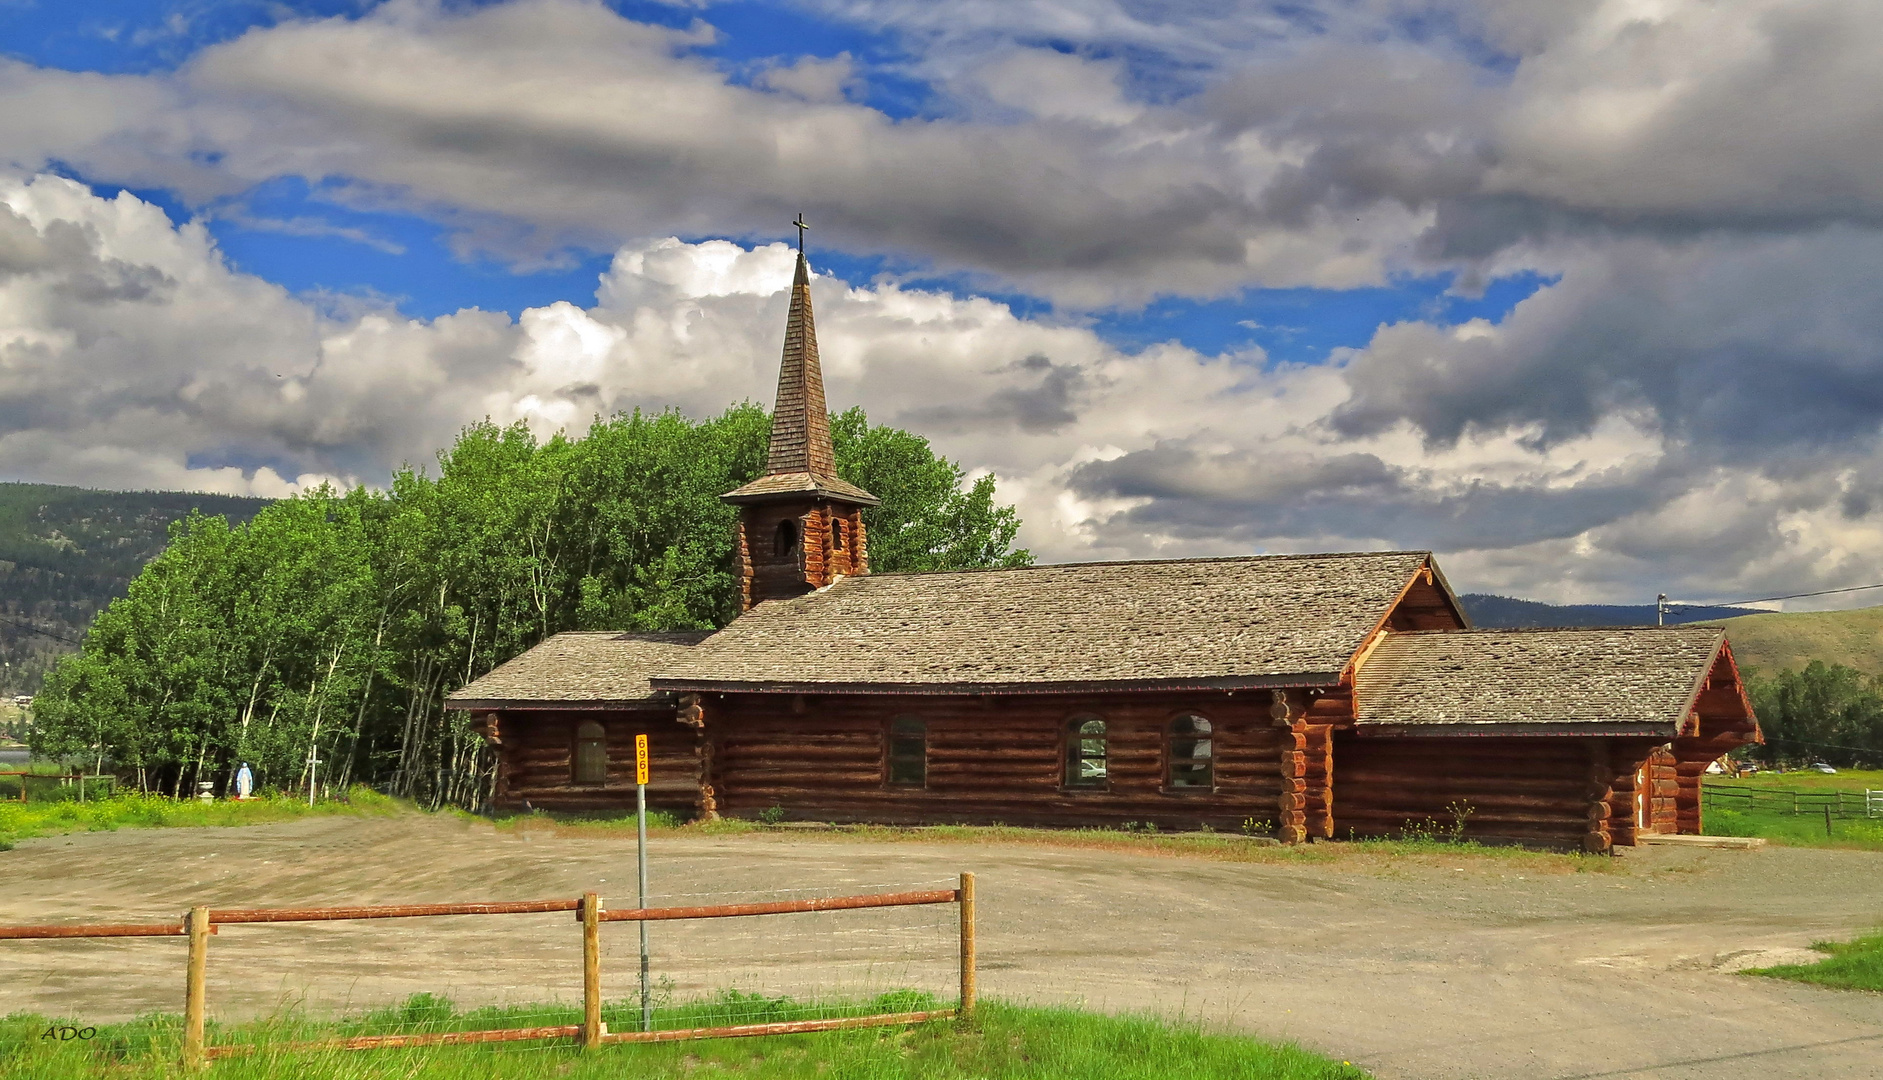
[1701,784,1883,819]
[0,876,977,1068]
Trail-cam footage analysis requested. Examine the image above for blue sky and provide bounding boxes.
[5,0,1543,363]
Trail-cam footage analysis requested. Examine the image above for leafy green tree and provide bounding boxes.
[29,405,1030,809]
[1746,661,1883,768]
[831,407,1031,572]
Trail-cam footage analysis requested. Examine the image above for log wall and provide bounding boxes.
[1332,734,1665,850]
[491,708,698,813]
[705,692,1289,831]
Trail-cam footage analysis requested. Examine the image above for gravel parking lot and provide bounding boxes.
[3,813,1881,1079]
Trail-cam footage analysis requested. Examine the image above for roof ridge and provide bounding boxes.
[1384,625,1725,636]
[855,550,1433,580]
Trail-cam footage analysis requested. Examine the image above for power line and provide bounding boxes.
[1666,581,1883,611]
[0,614,82,646]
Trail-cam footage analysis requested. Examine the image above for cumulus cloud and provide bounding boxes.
[0,0,1877,304]
[6,175,1882,608]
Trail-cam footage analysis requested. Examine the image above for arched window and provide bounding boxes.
[573,720,608,785]
[1065,716,1107,788]
[774,519,799,557]
[887,716,926,787]
[1167,714,1213,789]
[832,517,846,551]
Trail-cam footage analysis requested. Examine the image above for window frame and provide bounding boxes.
[572,719,609,786]
[885,715,927,788]
[1164,712,1215,793]
[773,518,800,558]
[1063,715,1109,790]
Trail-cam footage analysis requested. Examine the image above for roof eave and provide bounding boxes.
[719,485,880,507]
[444,697,677,712]
[647,672,1345,696]
[1354,721,1681,738]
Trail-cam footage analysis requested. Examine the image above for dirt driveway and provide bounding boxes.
[3,814,1881,1080]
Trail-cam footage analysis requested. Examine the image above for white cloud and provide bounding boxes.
[6,174,1880,606]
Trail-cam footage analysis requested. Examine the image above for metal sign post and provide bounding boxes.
[635,733,652,1032]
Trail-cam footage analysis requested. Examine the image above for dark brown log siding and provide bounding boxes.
[709,692,1286,830]
[1332,734,1666,849]
[492,709,698,813]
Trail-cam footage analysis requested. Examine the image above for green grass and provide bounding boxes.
[1708,769,1883,791]
[1746,929,1883,993]
[0,993,1366,1080]
[0,788,402,851]
[1702,806,1883,850]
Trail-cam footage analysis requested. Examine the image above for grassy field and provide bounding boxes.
[1707,769,1883,791]
[1703,806,1883,850]
[1701,772,1883,850]
[0,994,1366,1080]
[1719,603,1883,677]
[1747,929,1883,994]
[0,788,402,850]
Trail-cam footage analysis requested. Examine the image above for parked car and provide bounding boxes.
[1809,762,1839,774]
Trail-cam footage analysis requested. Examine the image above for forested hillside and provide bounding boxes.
[28,407,1029,808]
[0,484,270,696]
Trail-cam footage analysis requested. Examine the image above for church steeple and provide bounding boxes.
[722,221,877,611]
[764,250,837,480]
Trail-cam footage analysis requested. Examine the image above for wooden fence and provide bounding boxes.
[0,874,976,1068]
[0,771,114,803]
[1700,784,1883,819]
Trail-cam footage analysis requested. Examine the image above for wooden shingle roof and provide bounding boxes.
[446,632,711,709]
[1353,626,1726,734]
[652,551,1438,694]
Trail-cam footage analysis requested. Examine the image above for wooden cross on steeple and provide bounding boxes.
[793,213,809,253]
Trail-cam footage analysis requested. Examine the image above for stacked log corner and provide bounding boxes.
[1584,740,1613,854]
[1303,723,1335,840]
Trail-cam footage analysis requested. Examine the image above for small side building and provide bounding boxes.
[1346,626,1759,848]
[450,632,708,814]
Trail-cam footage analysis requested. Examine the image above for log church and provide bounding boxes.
[448,243,1760,853]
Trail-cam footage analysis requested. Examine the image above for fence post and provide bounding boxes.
[582,892,602,1048]
[183,906,209,1069]
[958,872,976,1021]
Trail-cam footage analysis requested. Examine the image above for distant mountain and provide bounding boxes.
[1457,594,1764,628]
[0,483,271,695]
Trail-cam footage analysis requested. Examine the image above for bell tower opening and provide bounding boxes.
[721,219,878,610]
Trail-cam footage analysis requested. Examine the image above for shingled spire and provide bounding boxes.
[765,250,837,478]
[722,223,876,610]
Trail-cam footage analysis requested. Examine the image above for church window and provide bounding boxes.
[573,720,608,785]
[1065,717,1107,788]
[1166,714,1213,789]
[887,716,926,787]
[832,517,845,551]
[774,519,799,557]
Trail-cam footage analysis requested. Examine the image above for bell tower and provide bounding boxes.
[721,219,877,610]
